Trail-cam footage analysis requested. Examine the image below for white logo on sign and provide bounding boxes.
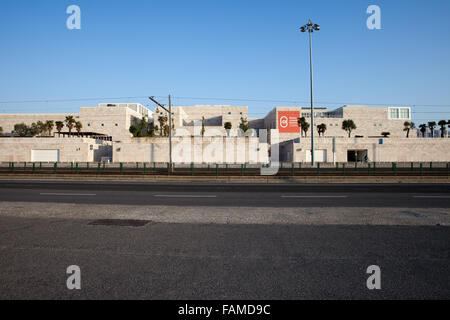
[280,116,288,128]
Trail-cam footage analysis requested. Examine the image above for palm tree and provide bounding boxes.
[301,121,310,137]
[438,120,447,138]
[427,121,436,138]
[297,117,306,137]
[45,120,54,136]
[342,119,356,138]
[55,121,64,137]
[403,121,415,138]
[317,123,327,137]
[418,124,427,137]
[158,116,167,136]
[65,115,76,136]
[75,121,83,136]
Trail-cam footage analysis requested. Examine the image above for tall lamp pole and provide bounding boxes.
[300,19,320,165]
[149,95,173,174]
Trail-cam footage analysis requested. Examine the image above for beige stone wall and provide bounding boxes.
[0,114,68,135]
[0,137,111,162]
[153,105,248,132]
[265,105,409,145]
[291,137,450,163]
[0,105,147,141]
[113,136,268,164]
[78,106,144,140]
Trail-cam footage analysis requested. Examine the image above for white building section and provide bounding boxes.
[31,149,60,162]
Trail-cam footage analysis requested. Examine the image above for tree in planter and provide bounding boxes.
[65,115,76,136]
[129,125,139,137]
[317,123,327,137]
[29,123,41,136]
[13,123,29,137]
[36,121,46,136]
[55,121,64,137]
[129,117,155,137]
[239,117,251,134]
[418,124,427,137]
[45,120,54,136]
[75,121,83,136]
[381,132,390,138]
[403,121,415,138]
[427,121,436,138]
[224,121,232,137]
[438,120,447,138]
[342,119,356,138]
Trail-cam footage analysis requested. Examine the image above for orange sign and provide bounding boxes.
[278,111,300,133]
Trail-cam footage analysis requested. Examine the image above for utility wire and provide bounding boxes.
[0,95,449,108]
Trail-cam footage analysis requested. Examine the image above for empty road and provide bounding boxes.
[0,181,449,207]
[0,180,448,299]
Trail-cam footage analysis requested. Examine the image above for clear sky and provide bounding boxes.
[0,0,449,124]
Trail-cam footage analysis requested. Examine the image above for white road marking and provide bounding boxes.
[413,196,450,198]
[154,194,217,198]
[281,195,347,198]
[40,193,96,196]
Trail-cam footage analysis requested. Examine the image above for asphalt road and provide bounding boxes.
[0,181,448,299]
[0,215,448,299]
[0,181,449,207]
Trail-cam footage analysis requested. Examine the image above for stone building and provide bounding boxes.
[0,102,448,163]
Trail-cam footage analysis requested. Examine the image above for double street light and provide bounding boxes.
[300,19,320,165]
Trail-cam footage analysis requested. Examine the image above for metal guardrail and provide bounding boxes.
[0,161,449,177]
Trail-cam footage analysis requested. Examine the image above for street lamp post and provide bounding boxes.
[300,19,320,165]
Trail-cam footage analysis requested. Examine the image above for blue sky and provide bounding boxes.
[0,0,449,123]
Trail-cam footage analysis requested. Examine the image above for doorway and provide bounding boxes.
[347,149,368,162]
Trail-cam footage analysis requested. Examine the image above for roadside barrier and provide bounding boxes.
[0,162,449,177]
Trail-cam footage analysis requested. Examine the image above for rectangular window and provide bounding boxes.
[389,108,399,119]
[399,108,409,119]
[388,107,411,119]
